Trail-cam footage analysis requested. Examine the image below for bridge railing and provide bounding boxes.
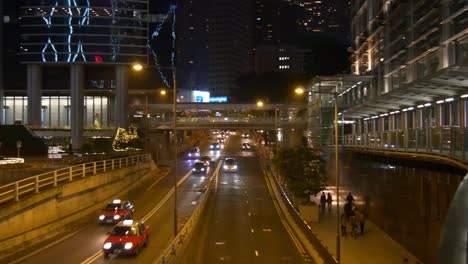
[342,127,468,161]
[0,154,151,204]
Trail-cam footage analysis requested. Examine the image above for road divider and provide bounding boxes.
[153,160,223,264]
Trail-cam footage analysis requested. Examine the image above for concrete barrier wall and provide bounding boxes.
[0,160,157,256]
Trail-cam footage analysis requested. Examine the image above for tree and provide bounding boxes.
[112,127,129,151]
[273,146,327,197]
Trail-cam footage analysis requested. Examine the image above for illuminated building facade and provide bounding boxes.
[8,0,149,149]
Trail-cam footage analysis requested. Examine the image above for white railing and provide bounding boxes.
[153,161,222,264]
[0,154,151,204]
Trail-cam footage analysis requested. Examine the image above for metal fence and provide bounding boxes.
[343,127,468,161]
[0,154,151,204]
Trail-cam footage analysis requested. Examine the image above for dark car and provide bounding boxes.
[210,142,221,150]
[187,147,200,159]
[103,220,150,258]
[223,158,238,172]
[241,143,251,150]
[200,155,212,166]
[98,199,134,224]
[192,162,208,174]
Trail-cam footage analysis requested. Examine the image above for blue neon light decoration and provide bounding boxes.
[148,4,177,88]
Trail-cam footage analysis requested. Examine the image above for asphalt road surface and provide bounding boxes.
[181,133,307,264]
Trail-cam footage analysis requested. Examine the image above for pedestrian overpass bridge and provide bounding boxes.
[132,102,307,130]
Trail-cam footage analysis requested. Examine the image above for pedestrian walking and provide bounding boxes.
[326,193,333,212]
[356,210,366,236]
[344,201,352,217]
[320,192,327,213]
[346,192,355,203]
[340,213,347,237]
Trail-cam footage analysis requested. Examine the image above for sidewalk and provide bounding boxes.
[309,189,422,264]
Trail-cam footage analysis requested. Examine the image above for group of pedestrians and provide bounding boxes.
[319,192,333,213]
[341,192,366,239]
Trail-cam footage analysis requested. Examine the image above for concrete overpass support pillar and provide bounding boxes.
[27,65,42,127]
[440,0,455,68]
[70,65,84,150]
[283,129,304,147]
[115,65,128,129]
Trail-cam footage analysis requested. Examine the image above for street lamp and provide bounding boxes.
[160,89,167,96]
[294,86,305,95]
[310,89,340,263]
[131,62,178,236]
[256,100,264,107]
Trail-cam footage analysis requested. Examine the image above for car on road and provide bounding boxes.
[241,133,250,138]
[98,199,134,224]
[241,143,251,150]
[223,158,238,172]
[200,155,212,166]
[187,147,200,159]
[103,219,150,258]
[192,161,208,174]
[217,138,225,144]
[210,142,221,150]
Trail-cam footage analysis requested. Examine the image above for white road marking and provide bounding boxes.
[251,228,254,233]
[262,228,272,232]
[215,241,225,245]
[255,250,259,256]
[248,212,251,217]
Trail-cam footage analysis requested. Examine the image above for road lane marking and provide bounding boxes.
[215,241,225,245]
[177,170,193,187]
[251,228,255,233]
[262,228,272,232]
[248,212,251,216]
[81,188,176,264]
[7,229,82,264]
[255,250,259,256]
[146,169,171,191]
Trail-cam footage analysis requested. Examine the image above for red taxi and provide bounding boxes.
[97,199,134,224]
[103,219,150,258]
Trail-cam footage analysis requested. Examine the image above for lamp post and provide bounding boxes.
[132,62,178,236]
[310,89,340,263]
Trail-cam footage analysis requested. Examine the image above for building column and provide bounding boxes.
[27,64,42,127]
[115,65,128,129]
[440,0,455,69]
[70,65,84,150]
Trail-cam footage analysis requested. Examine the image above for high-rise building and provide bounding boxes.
[206,0,254,100]
[255,45,309,74]
[296,0,351,41]
[351,0,467,95]
[10,0,149,149]
[176,0,208,91]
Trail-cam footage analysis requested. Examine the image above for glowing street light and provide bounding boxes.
[132,63,144,71]
[256,100,264,107]
[294,86,305,95]
[160,89,167,96]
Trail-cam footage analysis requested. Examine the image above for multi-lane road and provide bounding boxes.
[1,132,307,264]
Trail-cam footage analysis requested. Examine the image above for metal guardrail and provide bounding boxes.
[343,127,468,161]
[0,154,151,204]
[153,161,222,264]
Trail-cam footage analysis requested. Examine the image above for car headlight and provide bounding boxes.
[124,242,133,250]
[233,165,238,169]
[99,215,105,220]
[201,168,205,171]
[223,165,228,169]
[103,242,112,249]
[192,168,196,171]
[113,215,121,220]
[210,145,213,149]
[188,153,192,157]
